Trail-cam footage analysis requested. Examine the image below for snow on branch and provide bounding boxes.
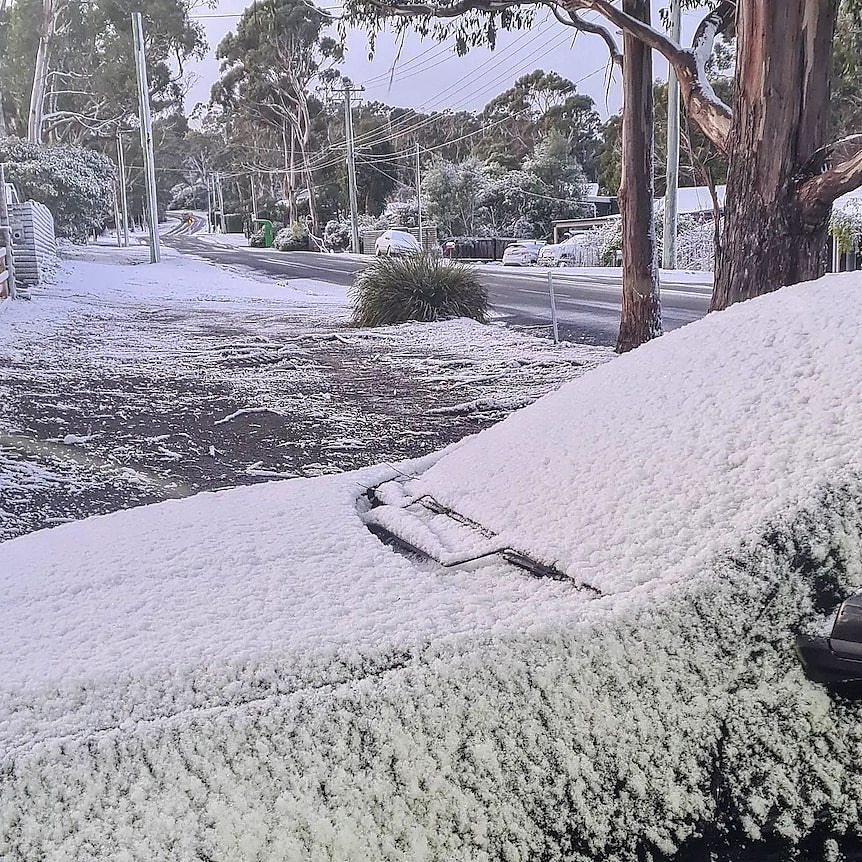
[797,134,862,223]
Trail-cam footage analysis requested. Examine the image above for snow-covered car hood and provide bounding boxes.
[2,273,862,861]
[397,273,862,595]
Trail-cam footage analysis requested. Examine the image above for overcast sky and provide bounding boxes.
[183,2,708,122]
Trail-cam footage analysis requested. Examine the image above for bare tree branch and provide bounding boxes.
[566,0,733,151]
[544,4,621,66]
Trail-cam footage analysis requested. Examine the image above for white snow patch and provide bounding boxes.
[1,272,862,860]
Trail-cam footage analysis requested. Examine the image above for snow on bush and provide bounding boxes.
[830,198,862,253]
[274,221,309,251]
[1,275,862,860]
[676,219,717,271]
[0,137,114,243]
[573,214,716,271]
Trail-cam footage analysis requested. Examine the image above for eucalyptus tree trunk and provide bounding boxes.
[282,121,297,224]
[27,0,55,143]
[712,0,839,309]
[616,0,661,353]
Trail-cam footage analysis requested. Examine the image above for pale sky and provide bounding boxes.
[183,2,708,121]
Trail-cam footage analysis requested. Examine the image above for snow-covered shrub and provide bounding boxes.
[830,200,862,253]
[0,137,114,243]
[574,214,718,271]
[169,181,208,211]
[676,219,718,271]
[274,221,309,252]
[352,255,487,326]
[324,218,352,251]
[577,218,622,266]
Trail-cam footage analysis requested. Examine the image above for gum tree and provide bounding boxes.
[567,0,862,309]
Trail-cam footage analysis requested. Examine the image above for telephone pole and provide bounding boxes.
[662,0,681,270]
[116,130,130,247]
[215,171,226,232]
[131,12,160,263]
[416,142,423,250]
[206,172,214,232]
[340,85,363,254]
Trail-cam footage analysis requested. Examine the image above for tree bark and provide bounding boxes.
[711,0,838,310]
[615,0,661,354]
[27,0,55,144]
[282,121,297,224]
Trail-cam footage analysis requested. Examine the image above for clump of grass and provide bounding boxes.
[351,254,488,327]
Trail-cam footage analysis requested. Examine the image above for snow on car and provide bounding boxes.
[537,233,601,267]
[374,228,421,257]
[1,273,862,860]
[501,240,545,266]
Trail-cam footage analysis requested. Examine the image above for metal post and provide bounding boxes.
[113,183,122,248]
[250,174,258,220]
[547,270,559,344]
[116,131,130,247]
[416,142,423,251]
[215,171,226,233]
[0,163,17,300]
[662,0,681,271]
[131,12,160,263]
[344,87,361,254]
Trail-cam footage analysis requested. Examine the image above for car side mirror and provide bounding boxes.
[797,593,862,692]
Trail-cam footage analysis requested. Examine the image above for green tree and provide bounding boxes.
[0,0,205,144]
[422,157,490,236]
[482,130,588,238]
[212,0,342,228]
[476,69,601,177]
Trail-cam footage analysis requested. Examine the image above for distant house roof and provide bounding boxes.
[834,186,862,212]
[658,185,727,215]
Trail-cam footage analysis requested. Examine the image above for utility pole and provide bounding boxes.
[131,12,160,263]
[416,142,423,251]
[662,0,681,271]
[341,85,362,254]
[215,171,226,233]
[112,184,122,248]
[0,163,17,300]
[116,130,130,247]
[250,174,258,221]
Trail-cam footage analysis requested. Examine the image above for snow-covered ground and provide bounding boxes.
[0,244,608,540]
[0,270,860,860]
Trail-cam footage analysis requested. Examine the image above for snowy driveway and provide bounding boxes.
[0,245,608,541]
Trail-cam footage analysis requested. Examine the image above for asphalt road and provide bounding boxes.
[164,224,712,347]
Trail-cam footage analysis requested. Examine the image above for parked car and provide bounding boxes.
[501,240,545,266]
[374,229,421,257]
[537,235,600,267]
[2,275,862,860]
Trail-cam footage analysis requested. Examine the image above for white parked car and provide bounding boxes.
[537,235,599,267]
[501,240,545,266]
[374,228,421,257]
[2,276,862,860]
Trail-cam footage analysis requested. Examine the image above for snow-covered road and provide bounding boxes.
[0,244,609,540]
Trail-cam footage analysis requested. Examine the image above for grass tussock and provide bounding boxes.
[351,254,488,327]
